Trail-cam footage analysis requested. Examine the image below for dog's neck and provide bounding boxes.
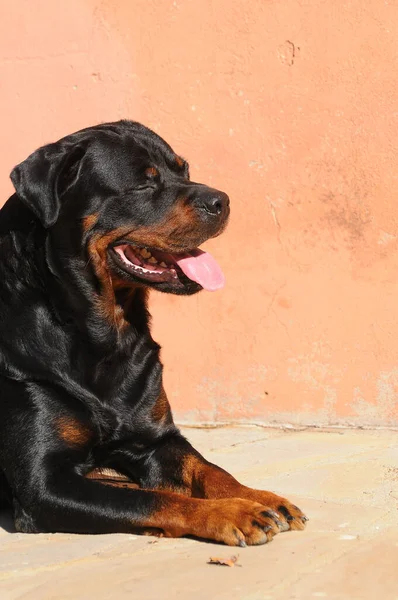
[0,194,38,236]
[44,233,152,348]
[0,195,154,354]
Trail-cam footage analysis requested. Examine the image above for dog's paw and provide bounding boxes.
[189,498,282,546]
[276,498,308,531]
[251,491,308,532]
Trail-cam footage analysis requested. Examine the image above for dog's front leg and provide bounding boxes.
[111,431,308,534]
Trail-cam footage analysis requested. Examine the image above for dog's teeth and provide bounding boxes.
[141,248,151,258]
[159,262,167,268]
[148,257,157,264]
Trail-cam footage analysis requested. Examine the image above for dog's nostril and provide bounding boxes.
[212,199,223,215]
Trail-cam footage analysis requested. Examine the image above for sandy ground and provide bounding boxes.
[1,426,397,600]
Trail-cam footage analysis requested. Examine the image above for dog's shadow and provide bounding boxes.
[0,510,16,533]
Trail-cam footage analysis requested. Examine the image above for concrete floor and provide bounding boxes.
[0,427,397,600]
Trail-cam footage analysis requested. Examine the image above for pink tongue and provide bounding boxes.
[175,250,225,291]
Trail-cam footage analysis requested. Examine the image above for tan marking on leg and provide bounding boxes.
[151,386,172,423]
[57,416,93,447]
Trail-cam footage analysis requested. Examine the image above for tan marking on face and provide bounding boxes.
[86,225,135,328]
[120,200,202,253]
[175,156,184,168]
[82,213,99,232]
[84,198,203,327]
[145,167,159,177]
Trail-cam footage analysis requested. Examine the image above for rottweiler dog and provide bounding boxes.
[0,121,307,546]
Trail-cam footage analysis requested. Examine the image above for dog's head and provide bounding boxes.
[10,120,230,296]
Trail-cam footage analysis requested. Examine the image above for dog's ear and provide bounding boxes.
[10,141,87,228]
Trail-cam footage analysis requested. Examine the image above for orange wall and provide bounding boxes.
[1,1,398,427]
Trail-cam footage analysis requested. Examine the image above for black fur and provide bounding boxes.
[0,120,230,534]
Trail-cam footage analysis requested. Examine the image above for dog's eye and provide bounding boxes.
[135,183,157,191]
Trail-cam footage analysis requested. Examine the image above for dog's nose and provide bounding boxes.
[201,192,229,216]
[197,190,230,217]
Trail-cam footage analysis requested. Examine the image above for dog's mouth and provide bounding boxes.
[109,243,225,292]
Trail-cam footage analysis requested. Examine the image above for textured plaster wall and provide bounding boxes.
[1,1,397,426]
